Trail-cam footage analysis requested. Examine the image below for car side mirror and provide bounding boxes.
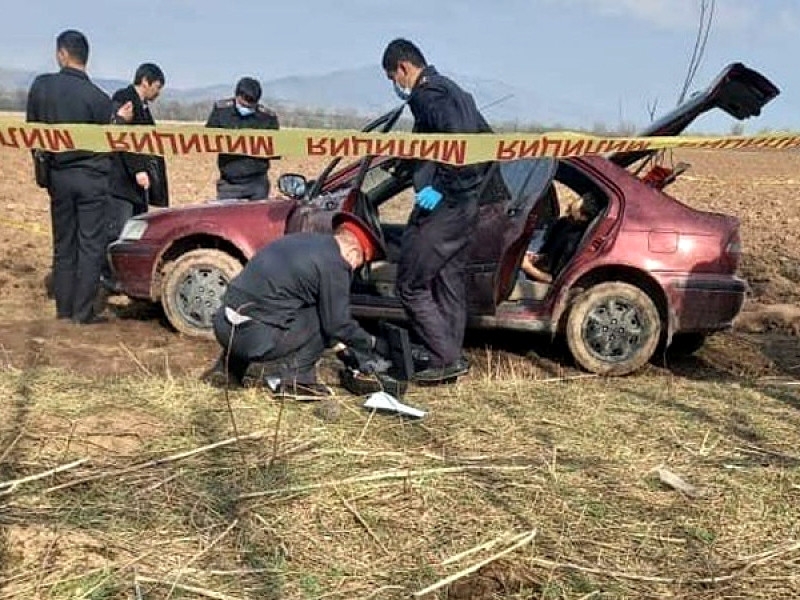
[278,173,308,199]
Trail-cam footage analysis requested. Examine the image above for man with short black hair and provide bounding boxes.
[206,77,279,200]
[109,63,168,215]
[26,29,132,324]
[382,38,492,383]
[204,213,388,399]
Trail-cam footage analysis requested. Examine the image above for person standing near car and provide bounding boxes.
[103,63,169,291]
[109,63,168,228]
[382,38,492,383]
[205,77,279,200]
[26,29,133,324]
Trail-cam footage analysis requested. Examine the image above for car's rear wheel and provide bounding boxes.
[566,282,661,376]
[161,249,242,339]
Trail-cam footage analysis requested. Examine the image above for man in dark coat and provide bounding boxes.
[382,38,492,383]
[109,64,168,221]
[104,63,168,291]
[205,213,388,399]
[205,77,279,200]
[26,29,132,324]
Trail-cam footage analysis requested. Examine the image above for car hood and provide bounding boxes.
[135,197,298,224]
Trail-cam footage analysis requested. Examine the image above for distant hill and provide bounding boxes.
[0,64,604,129]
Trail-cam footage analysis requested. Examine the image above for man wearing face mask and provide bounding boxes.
[205,77,279,200]
[382,38,492,384]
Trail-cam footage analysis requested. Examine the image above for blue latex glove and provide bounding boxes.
[415,186,442,211]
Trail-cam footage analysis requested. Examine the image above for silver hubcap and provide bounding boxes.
[582,297,646,363]
[175,266,228,329]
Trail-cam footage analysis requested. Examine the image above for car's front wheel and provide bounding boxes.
[566,282,661,376]
[161,249,242,339]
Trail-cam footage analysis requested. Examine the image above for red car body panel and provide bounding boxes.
[110,199,296,298]
[109,152,745,340]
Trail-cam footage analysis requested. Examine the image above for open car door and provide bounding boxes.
[467,158,557,313]
[285,104,407,234]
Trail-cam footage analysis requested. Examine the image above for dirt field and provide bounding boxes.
[1,139,799,599]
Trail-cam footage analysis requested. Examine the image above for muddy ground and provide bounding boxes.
[0,146,798,379]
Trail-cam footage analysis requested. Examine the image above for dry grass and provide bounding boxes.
[2,122,800,598]
[2,342,800,599]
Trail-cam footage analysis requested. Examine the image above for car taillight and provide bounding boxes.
[724,229,742,272]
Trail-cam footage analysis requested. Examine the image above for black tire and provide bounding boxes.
[161,249,242,339]
[566,282,661,376]
[666,332,708,357]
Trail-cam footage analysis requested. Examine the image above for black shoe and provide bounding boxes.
[273,381,334,401]
[73,315,109,325]
[100,276,124,295]
[201,357,243,388]
[413,361,470,384]
[411,346,432,371]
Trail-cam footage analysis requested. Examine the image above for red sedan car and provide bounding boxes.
[109,63,779,375]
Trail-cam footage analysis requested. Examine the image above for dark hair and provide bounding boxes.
[134,63,165,86]
[579,193,602,219]
[382,38,427,73]
[56,30,89,65]
[235,77,262,103]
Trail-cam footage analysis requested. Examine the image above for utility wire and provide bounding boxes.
[678,0,716,105]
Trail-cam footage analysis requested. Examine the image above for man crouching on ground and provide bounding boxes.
[204,212,387,399]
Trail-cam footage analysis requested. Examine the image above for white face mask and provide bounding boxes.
[393,81,412,101]
[235,101,256,117]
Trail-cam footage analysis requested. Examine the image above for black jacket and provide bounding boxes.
[537,217,586,276]
[110,85,169,207]
[26,67,115,174]
[223,233,374,351]
[408,65,492,195]
[205,99,279,183]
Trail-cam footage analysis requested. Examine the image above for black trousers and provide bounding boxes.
[48,168,109,322]
[216,176,269,201]
[212,305,325,384]
[396,193,478,367]
[102,196,146,282]
[107,196,146,242]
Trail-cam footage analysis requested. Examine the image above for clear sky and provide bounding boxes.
[2,0,797,131]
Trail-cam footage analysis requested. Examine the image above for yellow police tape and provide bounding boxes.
[1,116,798,165]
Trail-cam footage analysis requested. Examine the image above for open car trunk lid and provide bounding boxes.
[610,62,780,168]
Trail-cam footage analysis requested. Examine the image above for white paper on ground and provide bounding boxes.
[363,391,427,419]
[265,376,281,393]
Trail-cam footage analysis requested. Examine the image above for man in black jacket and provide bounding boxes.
[109,63,168,222]
[382,38,491,383]
[26,30,132,324]
[205,213,388,399]
[104,64,169,291]
[205,77,279,200]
